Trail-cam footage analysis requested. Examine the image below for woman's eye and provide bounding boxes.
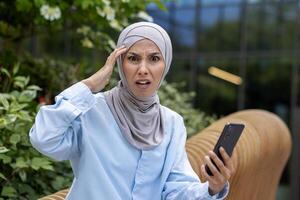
[151,56,160,62]
[128,56,138,62]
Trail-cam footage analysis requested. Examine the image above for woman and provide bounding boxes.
[30,22,234,200]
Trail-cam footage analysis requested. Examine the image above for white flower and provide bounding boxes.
[96,5,115,21]
[40,4,61,21]
[109,19,122,31]
[136,11,153,22]
[81,38,94,48]
[77,26,91,35]
[96,7,105,17]
[104,6,115,21]
[102,0,110,6]
[121,18,129,27]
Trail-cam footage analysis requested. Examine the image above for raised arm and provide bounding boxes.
[29,46,127,161]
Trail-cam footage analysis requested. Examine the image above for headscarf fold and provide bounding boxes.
[104,22,172,150]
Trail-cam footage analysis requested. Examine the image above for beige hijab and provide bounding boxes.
[104,22,172,150]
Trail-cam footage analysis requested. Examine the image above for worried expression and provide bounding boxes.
[122,39,165,98]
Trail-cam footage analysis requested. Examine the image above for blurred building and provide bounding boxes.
[147,0,300,199]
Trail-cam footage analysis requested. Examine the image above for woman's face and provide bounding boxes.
[122,39,165,98]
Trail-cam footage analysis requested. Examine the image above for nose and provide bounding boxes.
[138,61,149,76]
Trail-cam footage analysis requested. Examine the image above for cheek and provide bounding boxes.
[154,63,165,81]
[122,62,134,79]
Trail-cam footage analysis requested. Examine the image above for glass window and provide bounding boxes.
[175,8,195,26]
[175,0,196,6]
[202,0,242,6]
[200,7,220,28]
[167,58,191,83]
[147,10,171,31]
[224,5,240,22]
[173,27,195,49]
[196,58,240,116]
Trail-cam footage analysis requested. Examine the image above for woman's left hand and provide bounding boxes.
[200,147,235,196]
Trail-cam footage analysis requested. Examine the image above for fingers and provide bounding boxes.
[204,155,221,177]
[106,45,127,67]
[202,149,235,195]
[209,150,230,180]
[208,148,234,179]
[201,164,215,183]
[220,147,235,176]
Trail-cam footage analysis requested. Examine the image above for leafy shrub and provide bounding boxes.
[0,64,73,199]
[158,81,216,137]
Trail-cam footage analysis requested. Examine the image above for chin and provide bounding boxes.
[132,90,155,98]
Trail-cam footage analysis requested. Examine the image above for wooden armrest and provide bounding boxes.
[38,189,69,200]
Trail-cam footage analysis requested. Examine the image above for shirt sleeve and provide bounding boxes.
[29,82,96,161]
[162,117,229,200]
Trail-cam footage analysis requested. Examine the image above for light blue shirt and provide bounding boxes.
[29,82,229,200]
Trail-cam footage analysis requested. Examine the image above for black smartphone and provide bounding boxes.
[205,123,245,176]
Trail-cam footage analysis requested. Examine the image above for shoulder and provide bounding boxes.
[161,105,187,146]
[160,105,183,121]
[160,105,185,132]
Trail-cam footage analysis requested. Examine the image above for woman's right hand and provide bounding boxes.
[81,45,127,93]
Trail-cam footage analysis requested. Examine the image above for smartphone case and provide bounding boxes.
[205,123,245,176]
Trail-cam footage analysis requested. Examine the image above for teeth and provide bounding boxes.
[137,80,149,84]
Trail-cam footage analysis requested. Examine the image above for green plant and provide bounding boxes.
[0,64,73,199]
[158,81,216,137]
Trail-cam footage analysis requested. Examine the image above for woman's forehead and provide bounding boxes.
[128,39,162,54]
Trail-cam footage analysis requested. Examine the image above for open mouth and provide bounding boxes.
[135,80,151,85]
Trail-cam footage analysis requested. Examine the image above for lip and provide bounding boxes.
[135,79,151,84]
[135,79,151,89]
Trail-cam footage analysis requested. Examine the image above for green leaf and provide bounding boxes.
[17,110,32,121]
[15,157,28,168]
[0,95,9,110]
[0,172,7,180]
[13,63,20,75]
[151,0,167,11]
[17,184,36,198]
[77,0,95,9]
[0,154,12,163]
[13,76,30,89]
[34,0,46,7]
[18,170,27,182]
[1,186,17,197]
[9,134,21,145]
[0,118,8,129]
[27,85,42,91]
[18,90,36,102]
[16,0,33,12]
[4,114,17,124]
[0,68,10,78]
[0,146,10,154]
[51,176,66,190]
[31,157,54,171]
[9,102,28,112]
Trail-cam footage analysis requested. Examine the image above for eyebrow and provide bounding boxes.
[127,51,162,56]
